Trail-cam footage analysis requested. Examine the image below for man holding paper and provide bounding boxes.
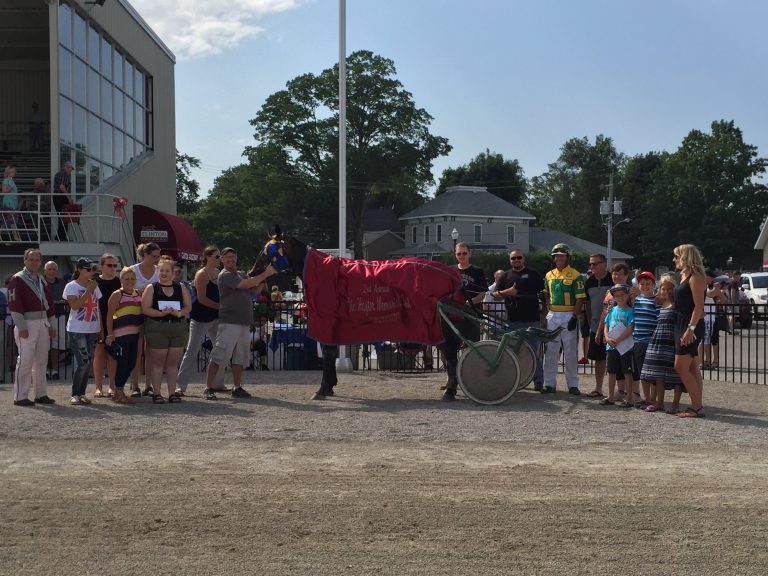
[600,283,635,407]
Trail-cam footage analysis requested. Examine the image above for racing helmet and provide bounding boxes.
[550,243,571,256]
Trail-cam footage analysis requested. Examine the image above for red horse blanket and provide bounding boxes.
[304,250,462,345]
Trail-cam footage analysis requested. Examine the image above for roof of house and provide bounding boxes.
[363,207,403,232]
[400,186,535,221]
[529,227,633,260]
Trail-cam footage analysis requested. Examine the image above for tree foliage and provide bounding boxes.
[176,151,201,216]
[524,135,625,244]
[436,149,527,205]
[248,50,451,257]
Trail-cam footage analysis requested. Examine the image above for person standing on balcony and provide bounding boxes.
[52,161,74,241]
[2,165,20,241]
[8,249,57,406]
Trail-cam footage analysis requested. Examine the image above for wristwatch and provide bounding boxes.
[688,324,696,331]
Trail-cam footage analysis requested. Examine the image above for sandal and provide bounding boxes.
[152,394,166,404]
[93,390,105,398]
[130,390,142,399]
[665,405,680,415]
[645,404,659,412]
[174,389,185,397]
[599,398,615,406]
[586,390,604,398]
[677,406,705,418]
[168,393,182,403]
[112,392,135,405]
[142,388,153,397]
[617,400,634,408]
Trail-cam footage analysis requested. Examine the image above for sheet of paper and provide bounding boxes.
[607,322,634,355]
[158,300,181,311]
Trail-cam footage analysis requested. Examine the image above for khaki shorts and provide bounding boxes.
[51,314,67,350]
[144,318,189,349]
[210,323,250,367]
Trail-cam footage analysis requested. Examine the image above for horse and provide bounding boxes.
[248,228,464,400]
[248,231,340,399]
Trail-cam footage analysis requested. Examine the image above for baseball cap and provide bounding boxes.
[704,269,717,279]
[76,258,96,270]
[221,247,237,256]
[636,271,656,283]
[609,283,631,295]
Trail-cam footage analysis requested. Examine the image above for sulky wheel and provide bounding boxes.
[457,340,520,405]
[506,336,538,392]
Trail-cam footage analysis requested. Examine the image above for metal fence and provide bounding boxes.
[2,302,767,384]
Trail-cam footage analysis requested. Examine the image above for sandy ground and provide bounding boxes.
[1,369,768,576]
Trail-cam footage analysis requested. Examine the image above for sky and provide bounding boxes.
[132,0,768,198]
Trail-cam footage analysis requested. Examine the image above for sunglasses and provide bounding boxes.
[104,263,118,268]
[510,256,523,261]
[588,262,605,267]
[211,254,221,259]
[456,252,468,256]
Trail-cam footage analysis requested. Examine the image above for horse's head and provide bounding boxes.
[247,225,309,279]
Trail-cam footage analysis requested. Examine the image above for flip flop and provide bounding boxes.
[93,390,105,398]
[599,398,615,406]
[586,390,604,398]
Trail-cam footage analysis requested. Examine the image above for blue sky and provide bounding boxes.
[134,0,768,197]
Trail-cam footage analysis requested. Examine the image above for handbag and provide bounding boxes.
[62,203,82,223]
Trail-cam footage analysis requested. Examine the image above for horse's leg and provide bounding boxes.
[312,344,339,400]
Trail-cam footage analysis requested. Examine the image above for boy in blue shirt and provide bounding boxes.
[600,284,635,407]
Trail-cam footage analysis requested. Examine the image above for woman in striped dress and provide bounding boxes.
[105,267,144,405]
[640,275,683,413]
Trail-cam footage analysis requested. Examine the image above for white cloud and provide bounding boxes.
[131,0,300,60]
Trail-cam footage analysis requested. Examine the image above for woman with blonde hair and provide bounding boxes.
[672,244,706,418]
[141,258,191,403]
[129,242,160,397]
[105,266,144,405]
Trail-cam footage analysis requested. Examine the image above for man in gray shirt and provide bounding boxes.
[204,247,276,400]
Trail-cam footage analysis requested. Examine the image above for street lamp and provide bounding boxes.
[451,228,459,249]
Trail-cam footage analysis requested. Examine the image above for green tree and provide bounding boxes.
[191,144,328,265]
[633,121,767,269]
[436,149,527,205]
[249,50,451,257]
[176,151,202,216]
[524,135,625,244]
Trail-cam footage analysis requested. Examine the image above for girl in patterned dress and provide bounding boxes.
[640,275,684,413]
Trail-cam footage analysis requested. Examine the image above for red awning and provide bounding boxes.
[132,205,202,262]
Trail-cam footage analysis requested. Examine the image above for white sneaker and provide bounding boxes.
[70,396,80,405]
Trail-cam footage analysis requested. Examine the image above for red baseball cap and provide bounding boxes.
[636,271,656,283]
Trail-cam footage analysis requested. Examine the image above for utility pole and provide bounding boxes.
[600,173,617,269]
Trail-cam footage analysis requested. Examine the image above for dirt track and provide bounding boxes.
[2,371,767,575]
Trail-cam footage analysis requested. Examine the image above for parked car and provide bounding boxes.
[740,272,768,320]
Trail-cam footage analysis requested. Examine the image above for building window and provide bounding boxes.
[507,226,515,244]
[424,225,430,244]
[474,224,482,243]
[411,226,416,244]
[436,224,442,242]
[58,0,153,197]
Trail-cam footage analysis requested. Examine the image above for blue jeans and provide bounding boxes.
[508,320,544,385]
[69,332,99,397]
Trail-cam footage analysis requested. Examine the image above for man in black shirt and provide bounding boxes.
[441,242,487,401]
[583,253,613,397]
[492,249,545,388]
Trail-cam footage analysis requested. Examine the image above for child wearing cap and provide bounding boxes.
[633,271,660,405]
[600,283,635,407]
